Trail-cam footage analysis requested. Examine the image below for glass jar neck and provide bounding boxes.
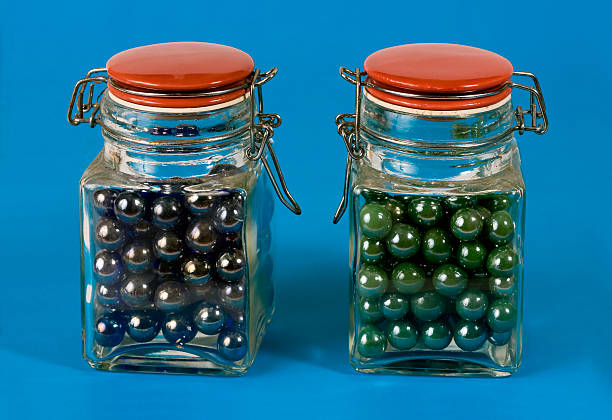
[359,92,518,182]
[98,92,255,179]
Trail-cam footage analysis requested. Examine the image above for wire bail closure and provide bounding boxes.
[67,67,301,215]
[332,67,548,223]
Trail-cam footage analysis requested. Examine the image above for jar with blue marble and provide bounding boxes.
[334,43,548,376]
[69,42,300,375]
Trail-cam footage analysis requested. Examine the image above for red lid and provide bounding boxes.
[363,43,513,111]
[106,42,255,108]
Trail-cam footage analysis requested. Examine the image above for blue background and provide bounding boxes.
[1,0,610,418]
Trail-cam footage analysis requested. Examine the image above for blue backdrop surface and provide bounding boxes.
[0,0,610,418]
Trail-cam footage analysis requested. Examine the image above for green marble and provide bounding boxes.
[456,290,489,321]
[386,320,418,350]
[443,196,478,212]
[475,205,491,223]
[386,223,420,259]
[380,293,410,320]
[383,198,406,222]
[391,262,426,294]
[422,228,452,264]
[450,208,483,241]
[486,210,515,244]
[410,291,445,321]
[422,320,452,350]
[453,320,487,351]
[486,245,518,276]
[358,296,384,323]
[456,241,487,269]
[357,264,388,297]
[407,197,443,227]
[486,299,516,332]
[485,194,512,212]
[359,203,393,240]
[360,238,386,264]
[489,275,516,298]
[432,264,468,298]
[357,325,387,358]
[362,189,389,204]
[488,329,512,346]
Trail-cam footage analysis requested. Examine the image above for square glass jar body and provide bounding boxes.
[79,94,275,376]
[348,94,525,377]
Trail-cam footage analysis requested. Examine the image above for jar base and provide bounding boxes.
[87,355,248,376]
[350,356,518,377]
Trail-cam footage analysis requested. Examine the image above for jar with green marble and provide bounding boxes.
[334,44,548,377]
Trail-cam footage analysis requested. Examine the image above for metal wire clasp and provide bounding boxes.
[67,68,108,127]
[332,67,549,223]
[246,69,301,215]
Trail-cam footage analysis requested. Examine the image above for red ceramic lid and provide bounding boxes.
[106,42,255,108]
[363,43,514,111]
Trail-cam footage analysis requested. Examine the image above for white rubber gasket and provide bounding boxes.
[364,90,511,117]
[108,91,250,114]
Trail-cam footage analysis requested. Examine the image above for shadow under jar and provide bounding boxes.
[333,43,548,377]
[69,42,300,375]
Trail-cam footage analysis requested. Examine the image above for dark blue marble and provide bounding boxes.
[94,313,125,347]
[193,302,226,334]
[154,280,188,312]
[151,196,183,229]
[93,250,122,285]
[92,189,118,217]
[185,219,217,253]
[114,192,146,225]
[122,242,153,272]
[153,231,183,262]
[217,328,247,361]
[216,249,245,282]
[162,313,197,344]
[126,310,161,343]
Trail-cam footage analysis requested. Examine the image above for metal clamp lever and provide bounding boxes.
[246,69,301,215]
[67,68,108,127]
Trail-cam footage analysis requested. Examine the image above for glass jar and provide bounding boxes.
[68,42,300,375]
[333,44,548,376]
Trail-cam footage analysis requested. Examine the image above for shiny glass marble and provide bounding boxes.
[456,290,489,321]
[358,297,384,323]
[96,283,122,308]
[181,256,212,285]
[432,264,468,297]
[120,273,156,309]
[410,291,445,322]
[92,189,118,216]
[359,204,392,239]
[151,196,182,229]
[215,198,244,233]
[185,219,217,253]
[113,192,145,225]
[386,223,420,258]
[450,208,483,241]
[422,228,452,263]
[93,250,122,285]
[380,293,409,320]
[457,241,486,269]
[216,249,245,282]
[126,311,161,342]
[357,265,388,297]
[489,275,516,298]
[486,245,517,276]
[122,242,153,272]
[454,320,487,351]
[95,218,124,250]
[385,320,418,350]
[153,231,183,262]
[487,210,515,244]
[193,302,226,334]
[217,329,247,361]
[94,314,125,347]
[383,198,405,222]
[443,195,477,211]
[407,197,443,227]
[357,325,387,358]
[360,238,385,263]
[154,281,188,312]
[186,193,219,216]
[486,299,516,332]
[391,262,426,294]
[162,313,197,344]
[488,329,512,346]
[219,282,245,310]
[422,320,452,350]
